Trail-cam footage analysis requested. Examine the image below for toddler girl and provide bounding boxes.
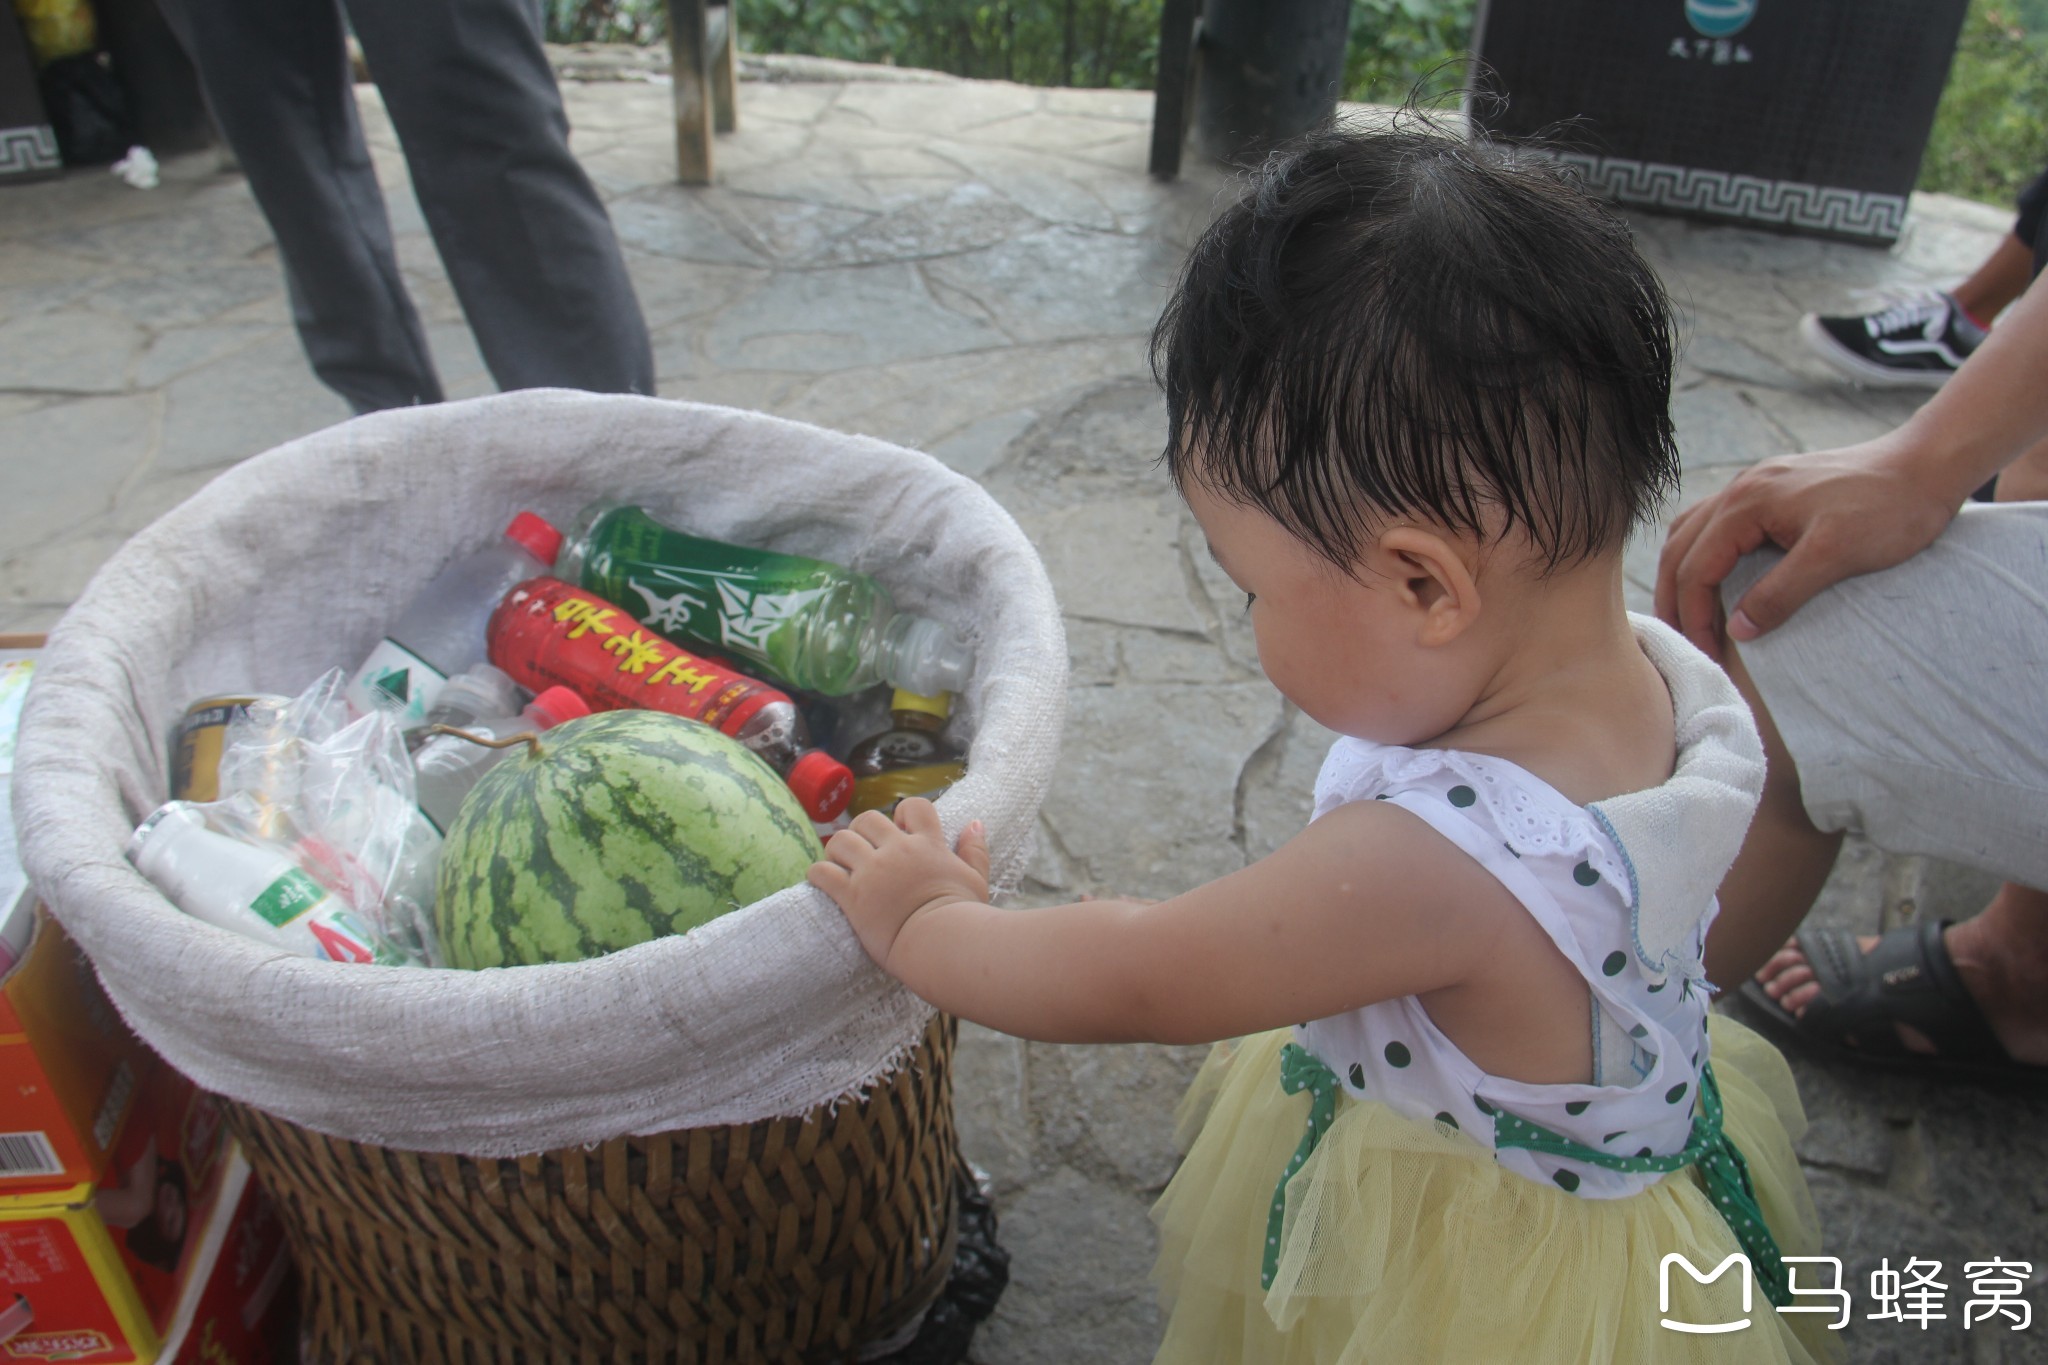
[809,125,1838,1364]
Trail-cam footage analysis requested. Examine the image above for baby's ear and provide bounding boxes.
[1376,527,1481,646]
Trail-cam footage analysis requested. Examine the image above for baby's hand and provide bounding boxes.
[807,798,990,972]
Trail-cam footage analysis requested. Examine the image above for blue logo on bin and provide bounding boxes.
[1685,0,1756,37]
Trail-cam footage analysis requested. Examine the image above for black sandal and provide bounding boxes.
[1737,921,2048,1089]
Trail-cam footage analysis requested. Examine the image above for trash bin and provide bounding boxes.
[1471,0,1970,245]
[1194,0,1354,165]
[0,6,61,184]
[12,390,1068,1361]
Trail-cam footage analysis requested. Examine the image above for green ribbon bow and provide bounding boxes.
[1263,1043,1790,1306]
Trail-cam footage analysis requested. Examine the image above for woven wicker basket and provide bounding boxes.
[224,1014,960,1365]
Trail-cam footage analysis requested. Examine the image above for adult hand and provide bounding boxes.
[1653,442,1960,659]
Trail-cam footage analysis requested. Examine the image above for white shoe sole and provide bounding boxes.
[1798,313,1957,389]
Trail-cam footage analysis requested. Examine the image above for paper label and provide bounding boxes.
[0,1130,63,1178]
[343,638,448,727]
[248,868,327,929]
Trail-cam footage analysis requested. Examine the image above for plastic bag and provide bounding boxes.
[867,1163,1011,1365]
[209,671,442,964]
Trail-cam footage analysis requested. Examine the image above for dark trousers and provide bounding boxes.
[2014,163,2048,278]
[156,0,653,413]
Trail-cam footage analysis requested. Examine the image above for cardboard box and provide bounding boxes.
[0,1066,240,1365]
[0,908,152,1199]
[0,1145,289,1365]
[156,1153,292,1365]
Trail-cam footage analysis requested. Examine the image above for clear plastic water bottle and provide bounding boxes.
[555,503,974,697]
[407,664,529,750]
[412,685,590,834]
[344,513,563,727]
[126,804,400,964]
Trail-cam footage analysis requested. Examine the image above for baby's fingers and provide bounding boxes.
[806,859,853,905]
[849,809,899,845]
[956,820,991,885]
[895,797,942,836]
[822,827,876,870]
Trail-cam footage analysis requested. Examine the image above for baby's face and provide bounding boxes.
[1182,481,1482,745]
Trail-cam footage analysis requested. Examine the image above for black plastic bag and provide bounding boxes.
[870,1162,1012,1365]
[39,51,135,165]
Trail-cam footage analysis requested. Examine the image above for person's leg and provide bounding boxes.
[2014,163,2048,280]
[154,0,442,412]
[1995,424,2048,501]
[1703,509,2048,1064]
[343,0,655,397]
[1705,504,2048,1067]
[1714,432,2048,989]
[1701,646,1842,990]
[1948,232,2034,328]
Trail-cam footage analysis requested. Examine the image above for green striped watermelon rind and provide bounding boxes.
[433,710,825,970]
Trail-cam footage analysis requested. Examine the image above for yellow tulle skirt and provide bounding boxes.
[1149,1017,1842,1365]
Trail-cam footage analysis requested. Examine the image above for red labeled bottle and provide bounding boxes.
[487,577,852,821]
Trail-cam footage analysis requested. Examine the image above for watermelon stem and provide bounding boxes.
[427,725,545,760]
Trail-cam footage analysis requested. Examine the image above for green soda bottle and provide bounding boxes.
[555,503,976,697]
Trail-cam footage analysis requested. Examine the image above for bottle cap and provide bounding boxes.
[527,686,590,728]
[889,689,951,720]
[504,512,564,568]
[787,750,854,823]
[126,801,201,872]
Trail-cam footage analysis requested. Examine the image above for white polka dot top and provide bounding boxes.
[1296,738,1720,1199]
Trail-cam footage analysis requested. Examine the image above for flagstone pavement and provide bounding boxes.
[1,48,2042,1363]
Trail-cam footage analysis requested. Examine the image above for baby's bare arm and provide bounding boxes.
[810,798,1523,1046]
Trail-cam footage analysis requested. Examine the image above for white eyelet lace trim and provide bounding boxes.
[1314,739,1632,901]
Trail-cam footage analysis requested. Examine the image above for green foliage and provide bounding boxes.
[544,0,2040,209]
[735,0,1164,86]
[1920,3,2048,205]
[543,0,1477,98]
[546,0,666,44]
[1343,0,1475,106]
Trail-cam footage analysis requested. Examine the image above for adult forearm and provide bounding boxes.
[1889,273,2048,504]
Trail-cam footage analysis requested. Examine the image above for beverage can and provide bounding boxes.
[168,695,282,802]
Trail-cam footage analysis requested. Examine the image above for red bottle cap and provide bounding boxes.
[504,512,564,568]
[787,750,854,823]
[528,686,590,728]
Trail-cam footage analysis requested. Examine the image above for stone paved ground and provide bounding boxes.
[4,52,2045,1365]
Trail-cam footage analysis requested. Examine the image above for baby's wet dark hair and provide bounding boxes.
[1153,122,1680,572]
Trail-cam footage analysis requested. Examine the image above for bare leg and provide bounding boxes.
[1730,466,2048,1062]
[1951,232,2036,327]
[1753,886,2048,1066]
[1995,425,2048,502]
[1702,647,1842,990]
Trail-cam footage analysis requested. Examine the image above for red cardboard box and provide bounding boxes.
[157,1147,292,1365]
[0,1065,235,1363]
[0,908,153,1200]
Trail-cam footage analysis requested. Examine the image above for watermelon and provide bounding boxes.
[433,710,824,970]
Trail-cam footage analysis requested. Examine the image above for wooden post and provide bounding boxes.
[1148,0,1202,180]
[710,2,737,135]
[668,0,713,184]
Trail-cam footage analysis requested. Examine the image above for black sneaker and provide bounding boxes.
[1798,291,1986,388]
